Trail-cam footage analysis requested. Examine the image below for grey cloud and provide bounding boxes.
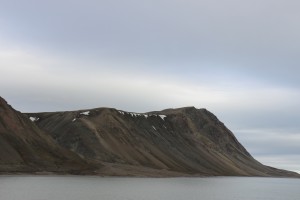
[2,0,300,73]
[255,155,300,173]
[233,129,300,172]
[219,108,300,130]
[1,0,300,172]
[2,0,300,92]
[234,129,300,156]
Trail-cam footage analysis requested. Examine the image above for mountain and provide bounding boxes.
[0,97,93,174]
[26,105,298,177]
[0,95,297,177]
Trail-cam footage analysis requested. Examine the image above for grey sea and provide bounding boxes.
[0,176,299,200]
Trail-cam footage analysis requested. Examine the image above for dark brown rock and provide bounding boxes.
[0,97,94,174]
[0,95,298,177]
[28,105,299,177]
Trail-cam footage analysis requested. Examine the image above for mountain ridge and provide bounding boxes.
[0,96,298,177]
[25,105,298,177]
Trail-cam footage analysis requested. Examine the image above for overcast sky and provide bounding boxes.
[1,0,300,173]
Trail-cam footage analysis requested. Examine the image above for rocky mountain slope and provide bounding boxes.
[0,95,298,177]
[0,97,93,174]
[26,105,298,177]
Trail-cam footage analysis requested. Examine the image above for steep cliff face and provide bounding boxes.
[0,97,92,174]
[29,106,298,177]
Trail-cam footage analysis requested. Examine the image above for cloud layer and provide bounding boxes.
[1,0,300,172]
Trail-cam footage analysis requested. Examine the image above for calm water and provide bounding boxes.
[0,176,299,200]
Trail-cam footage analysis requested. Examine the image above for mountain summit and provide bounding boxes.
[0,96,298,177]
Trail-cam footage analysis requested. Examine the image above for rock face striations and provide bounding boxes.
[0,96,298,177]
[29,105,297,177]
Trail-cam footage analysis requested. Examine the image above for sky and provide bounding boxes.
[1,0,300,173]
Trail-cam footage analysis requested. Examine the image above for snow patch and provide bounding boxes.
[159,115,167,120]
[129,112,142,117]
[29,117,39,122]
[72,118,76,122]
[80,111,90,116]
[118,111,152,119]
[118,111,125,115]
[152,126,157,131]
